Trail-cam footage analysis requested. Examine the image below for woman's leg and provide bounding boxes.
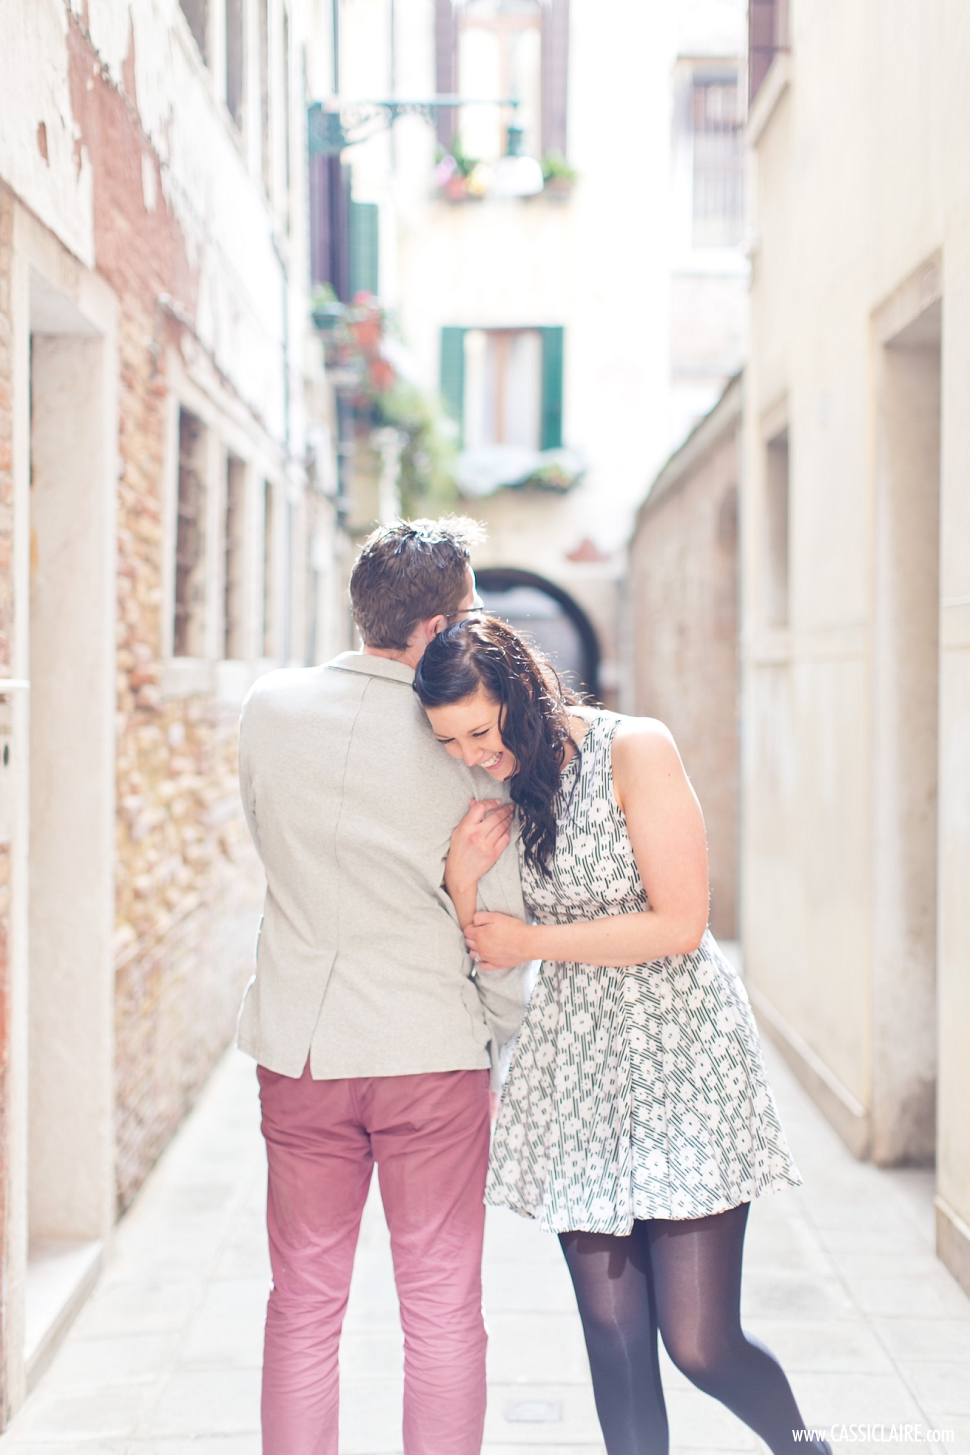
[559,1225,668,1455]
[647,1203,822,1454]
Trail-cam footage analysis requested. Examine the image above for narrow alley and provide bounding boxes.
[1,1036,966,1455]
[2,2,970,1450]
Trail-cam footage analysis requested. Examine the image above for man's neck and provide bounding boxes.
[362,644,421,670]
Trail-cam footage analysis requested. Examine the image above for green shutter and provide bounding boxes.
[349,201,379,298]
[541,327,564,449]
[440,327,466,444]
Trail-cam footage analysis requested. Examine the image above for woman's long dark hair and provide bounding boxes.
[414,617,580,875]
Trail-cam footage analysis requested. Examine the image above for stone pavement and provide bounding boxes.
[2,1039,968,1455]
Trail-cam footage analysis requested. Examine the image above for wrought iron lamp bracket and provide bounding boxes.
[308,97,519,157]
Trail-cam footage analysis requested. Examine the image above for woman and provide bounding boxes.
[413,616,830,1455]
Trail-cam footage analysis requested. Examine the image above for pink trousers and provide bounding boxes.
[257,1063,491,1455]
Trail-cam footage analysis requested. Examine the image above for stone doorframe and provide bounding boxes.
[4,204,118,1412]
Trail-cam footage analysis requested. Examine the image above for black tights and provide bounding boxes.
[560,1204,816,1455]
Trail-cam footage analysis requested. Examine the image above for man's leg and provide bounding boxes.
[258,1064,373,1455]
[367,1069,491,1455]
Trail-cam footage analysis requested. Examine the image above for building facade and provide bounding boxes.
[313,0,748,703]
[0,0,340,1419]
[741,0,970,1293]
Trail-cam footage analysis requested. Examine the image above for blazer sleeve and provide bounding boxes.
[473,826,535,1064]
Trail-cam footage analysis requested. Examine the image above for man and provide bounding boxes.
[237,518,529,1455]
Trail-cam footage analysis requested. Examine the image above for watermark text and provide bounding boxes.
[795,1428,954,1446]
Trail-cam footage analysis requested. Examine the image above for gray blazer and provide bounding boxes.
[236,651,531,1079]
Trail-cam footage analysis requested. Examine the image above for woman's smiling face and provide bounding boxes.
[424,686,517,781]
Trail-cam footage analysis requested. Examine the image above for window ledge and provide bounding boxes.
[746,51,791,147]
[671,250,751,278]
[161,658,215,699]
[161,658,281,703]
[216,659,260,706]
[434,182,574,207]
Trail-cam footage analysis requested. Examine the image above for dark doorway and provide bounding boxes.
[476,568,601,701]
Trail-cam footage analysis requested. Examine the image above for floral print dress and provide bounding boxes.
[486,711,801,1235]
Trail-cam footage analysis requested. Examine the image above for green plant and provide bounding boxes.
[311,282,346,334]
[540,151,578,184]
[373,383,459,517]
[436,137,480,179]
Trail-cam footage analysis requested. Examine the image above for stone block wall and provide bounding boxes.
[628,389,741,940]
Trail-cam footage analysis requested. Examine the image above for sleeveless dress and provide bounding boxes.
[486,711,802,1236]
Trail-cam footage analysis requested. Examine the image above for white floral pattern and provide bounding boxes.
[486,712,802,1235]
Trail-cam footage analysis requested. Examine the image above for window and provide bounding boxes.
[224,455,246,659]
[174,409,208,658]
[436,0,570,161]
[441,326,563,450]
[763,428,789,627]
[458,2,541,160]
[465,330,541,449]
[179,0,209,63]
[226,0,245,127]
[748,0,789,105]
[691,75,744,248]
[262,479,276,658]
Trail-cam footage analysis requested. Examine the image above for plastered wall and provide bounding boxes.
[742,0,970,1293]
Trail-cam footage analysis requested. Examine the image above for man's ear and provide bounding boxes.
[407,614,446,655]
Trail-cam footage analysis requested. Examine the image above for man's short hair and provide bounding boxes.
[350,517,484,650]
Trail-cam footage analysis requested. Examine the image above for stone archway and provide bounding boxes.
[475,568,601,701]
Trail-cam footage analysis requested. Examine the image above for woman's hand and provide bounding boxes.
[465,911,536,972]
[444,798,514,929]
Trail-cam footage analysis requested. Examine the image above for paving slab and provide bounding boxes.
[1,1035,968,1454]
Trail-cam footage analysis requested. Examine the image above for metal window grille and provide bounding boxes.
[691,77,744,249]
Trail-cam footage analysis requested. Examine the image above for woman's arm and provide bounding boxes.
[444,798,515,930]
[465,720,709,970]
